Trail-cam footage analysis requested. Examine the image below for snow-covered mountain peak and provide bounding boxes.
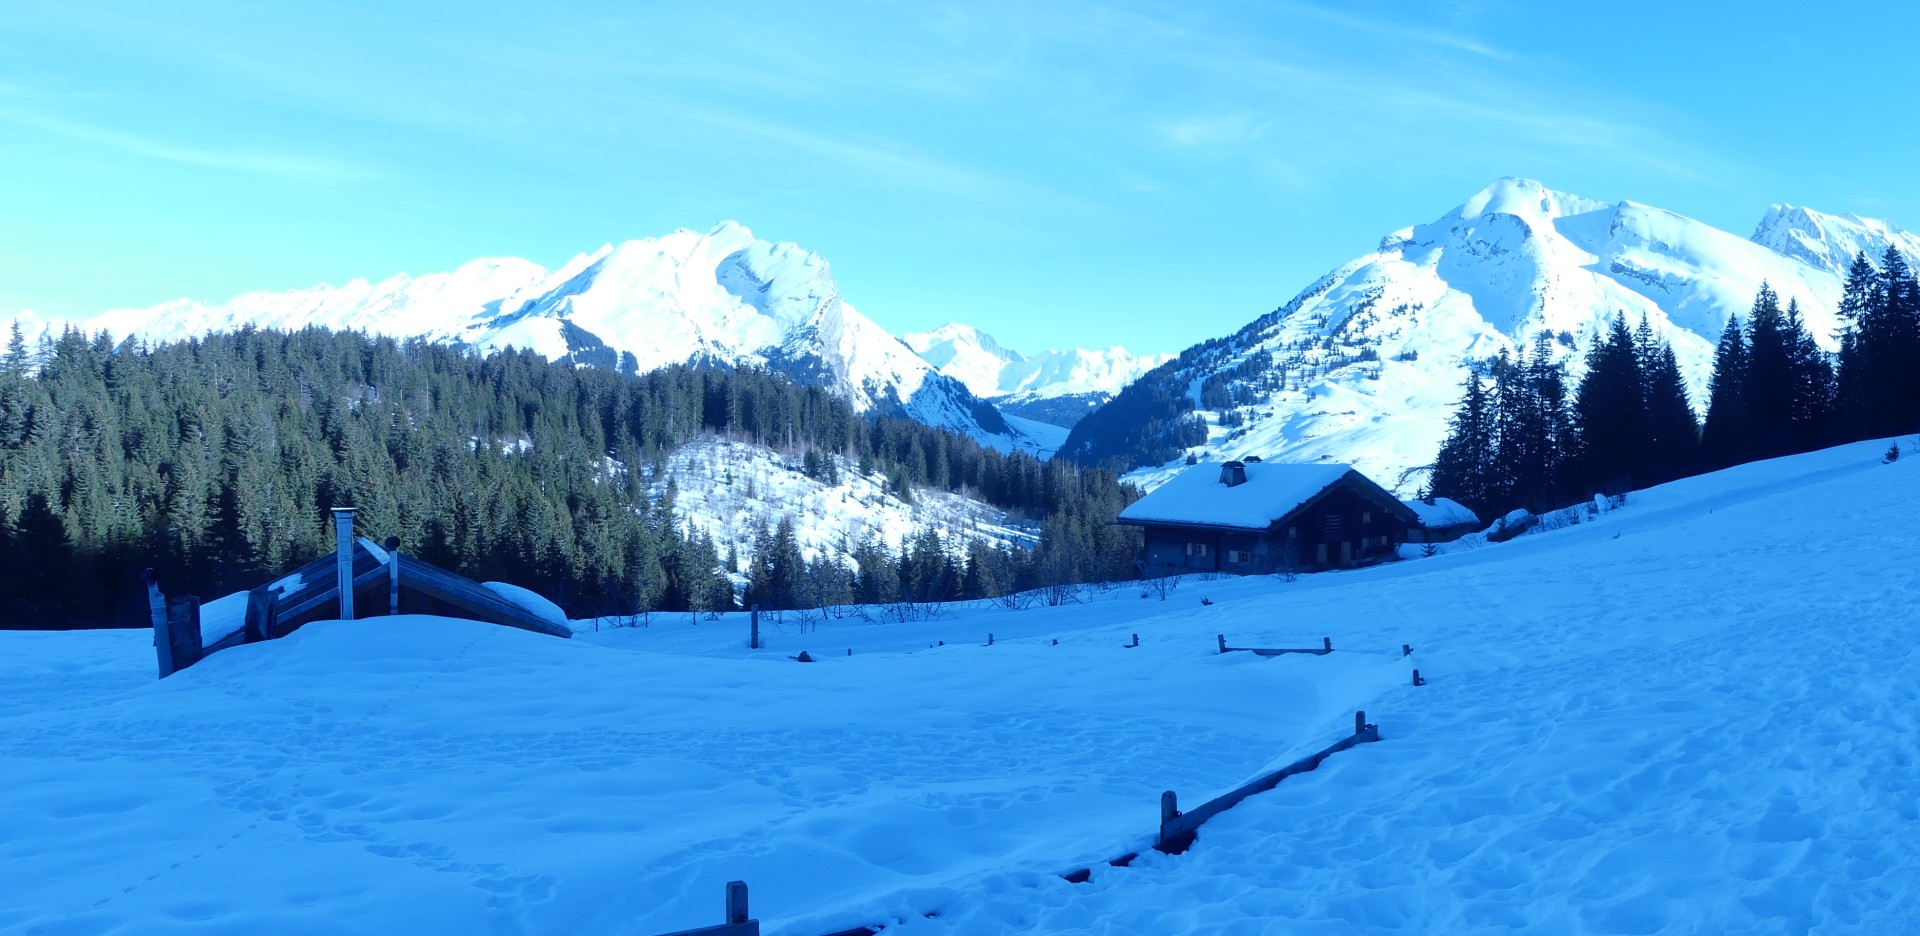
[1750,203,1920,277]
[20,222,1039,450]
[1452,177,1612,229]
[903,322,1173,425]
[1068,178,1879,493]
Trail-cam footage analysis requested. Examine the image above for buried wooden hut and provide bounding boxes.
[149,508,571,678]
[1402,496,1481,544]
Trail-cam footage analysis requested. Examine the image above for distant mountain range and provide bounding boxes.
[14,222,1175,454]
[19,181,1919,497]
[1059,178,1920,491]
[904,323,1170,428]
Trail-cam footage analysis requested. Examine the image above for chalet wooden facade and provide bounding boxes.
[1118,460,1422,575]
[149,508,570,678]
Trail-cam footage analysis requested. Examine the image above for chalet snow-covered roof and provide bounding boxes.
[1403,497,1479,529]
[1120,461,1368,531]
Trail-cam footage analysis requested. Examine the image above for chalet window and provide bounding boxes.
[1287,526,1298,539]
[1323,514,1345,537]
[1362,511,1372,524]
[1186,542,1210,557]
[1226,549,1250,564]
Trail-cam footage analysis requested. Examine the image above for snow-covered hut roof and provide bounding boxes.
[1120,461,1400,531]
[1402,497,1479,529]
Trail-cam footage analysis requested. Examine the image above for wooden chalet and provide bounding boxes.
[1118,459,1421,575]
[149,507,570,678]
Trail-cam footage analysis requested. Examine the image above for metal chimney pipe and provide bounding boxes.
[332,508,356,620]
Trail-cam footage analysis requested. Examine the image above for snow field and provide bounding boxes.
[882,438,1920,934]
[5,437,1916,935]
[1,583,1411,935]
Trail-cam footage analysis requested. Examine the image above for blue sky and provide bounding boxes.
[3,1,1914,357]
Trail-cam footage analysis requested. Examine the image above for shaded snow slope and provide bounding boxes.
[647,436,1036,575]
[1078,177,1902,493]
[21,223,1028,448]
[5,438,1916,934]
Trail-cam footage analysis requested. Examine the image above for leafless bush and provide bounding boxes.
[1140,575,1180,601]
[993,588,1039,611]
[880,597,946,623]
[1041,582,1084,607]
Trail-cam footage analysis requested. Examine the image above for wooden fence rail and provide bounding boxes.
[1218,634,1334,656]
[734,713,1386,936]
[656,881,759,936]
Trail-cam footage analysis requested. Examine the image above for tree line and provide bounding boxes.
[1430,247,1920,519]
[0,326,1141,628]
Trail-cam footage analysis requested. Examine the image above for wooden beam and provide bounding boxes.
[1218,634,1335,657]
[161,596,203,678]
[1156,714,1380,854]
[144,569,173,679]
[394,556,571,639]
[652,881,760,936]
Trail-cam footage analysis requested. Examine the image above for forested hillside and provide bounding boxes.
[0,327,1140,629]
[1428,248,1920,519]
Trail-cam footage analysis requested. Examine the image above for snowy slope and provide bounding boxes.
[6,437,1916,934]
[1751,203,1920,277]
[24,223,1031,448]
[1071,178,1891,492]
[905,323,1171,427]
[647,436,1036,575]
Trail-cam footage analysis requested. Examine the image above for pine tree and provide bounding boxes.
[1742,283,1795,459]
[1702,315,1749,469]
[1640,345,1699,484]
[1429,371,1497,516]
[1572,315,1643,495]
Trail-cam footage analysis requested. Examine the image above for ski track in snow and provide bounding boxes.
[4,438,1919,934]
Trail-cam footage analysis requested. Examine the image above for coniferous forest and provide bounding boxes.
[1429,247,1920,519]
[0,327,1141,629]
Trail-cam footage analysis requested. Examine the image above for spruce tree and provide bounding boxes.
[1429,371,1497,516]
[1702,316,1749,469]
[1572,315,1643,495]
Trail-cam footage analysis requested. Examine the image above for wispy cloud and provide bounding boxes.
[0,106,372,181]
[1286,2,1514,61]
[1162,112,1270,148]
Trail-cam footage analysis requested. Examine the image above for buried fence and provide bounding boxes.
[658,711,1386,936]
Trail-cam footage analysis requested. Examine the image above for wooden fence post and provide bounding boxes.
[1412,669,1424,686]
[1355,710,1367,736]
[1402,643,1412,657]
[385,536,402,616]
[163,596,202,676]
[749,604,759,650]
[145,569,172,679]
[1217,633,1227,654]
[1323,636,1333,652]
[332,508,356,620]
[725,880,750,924]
